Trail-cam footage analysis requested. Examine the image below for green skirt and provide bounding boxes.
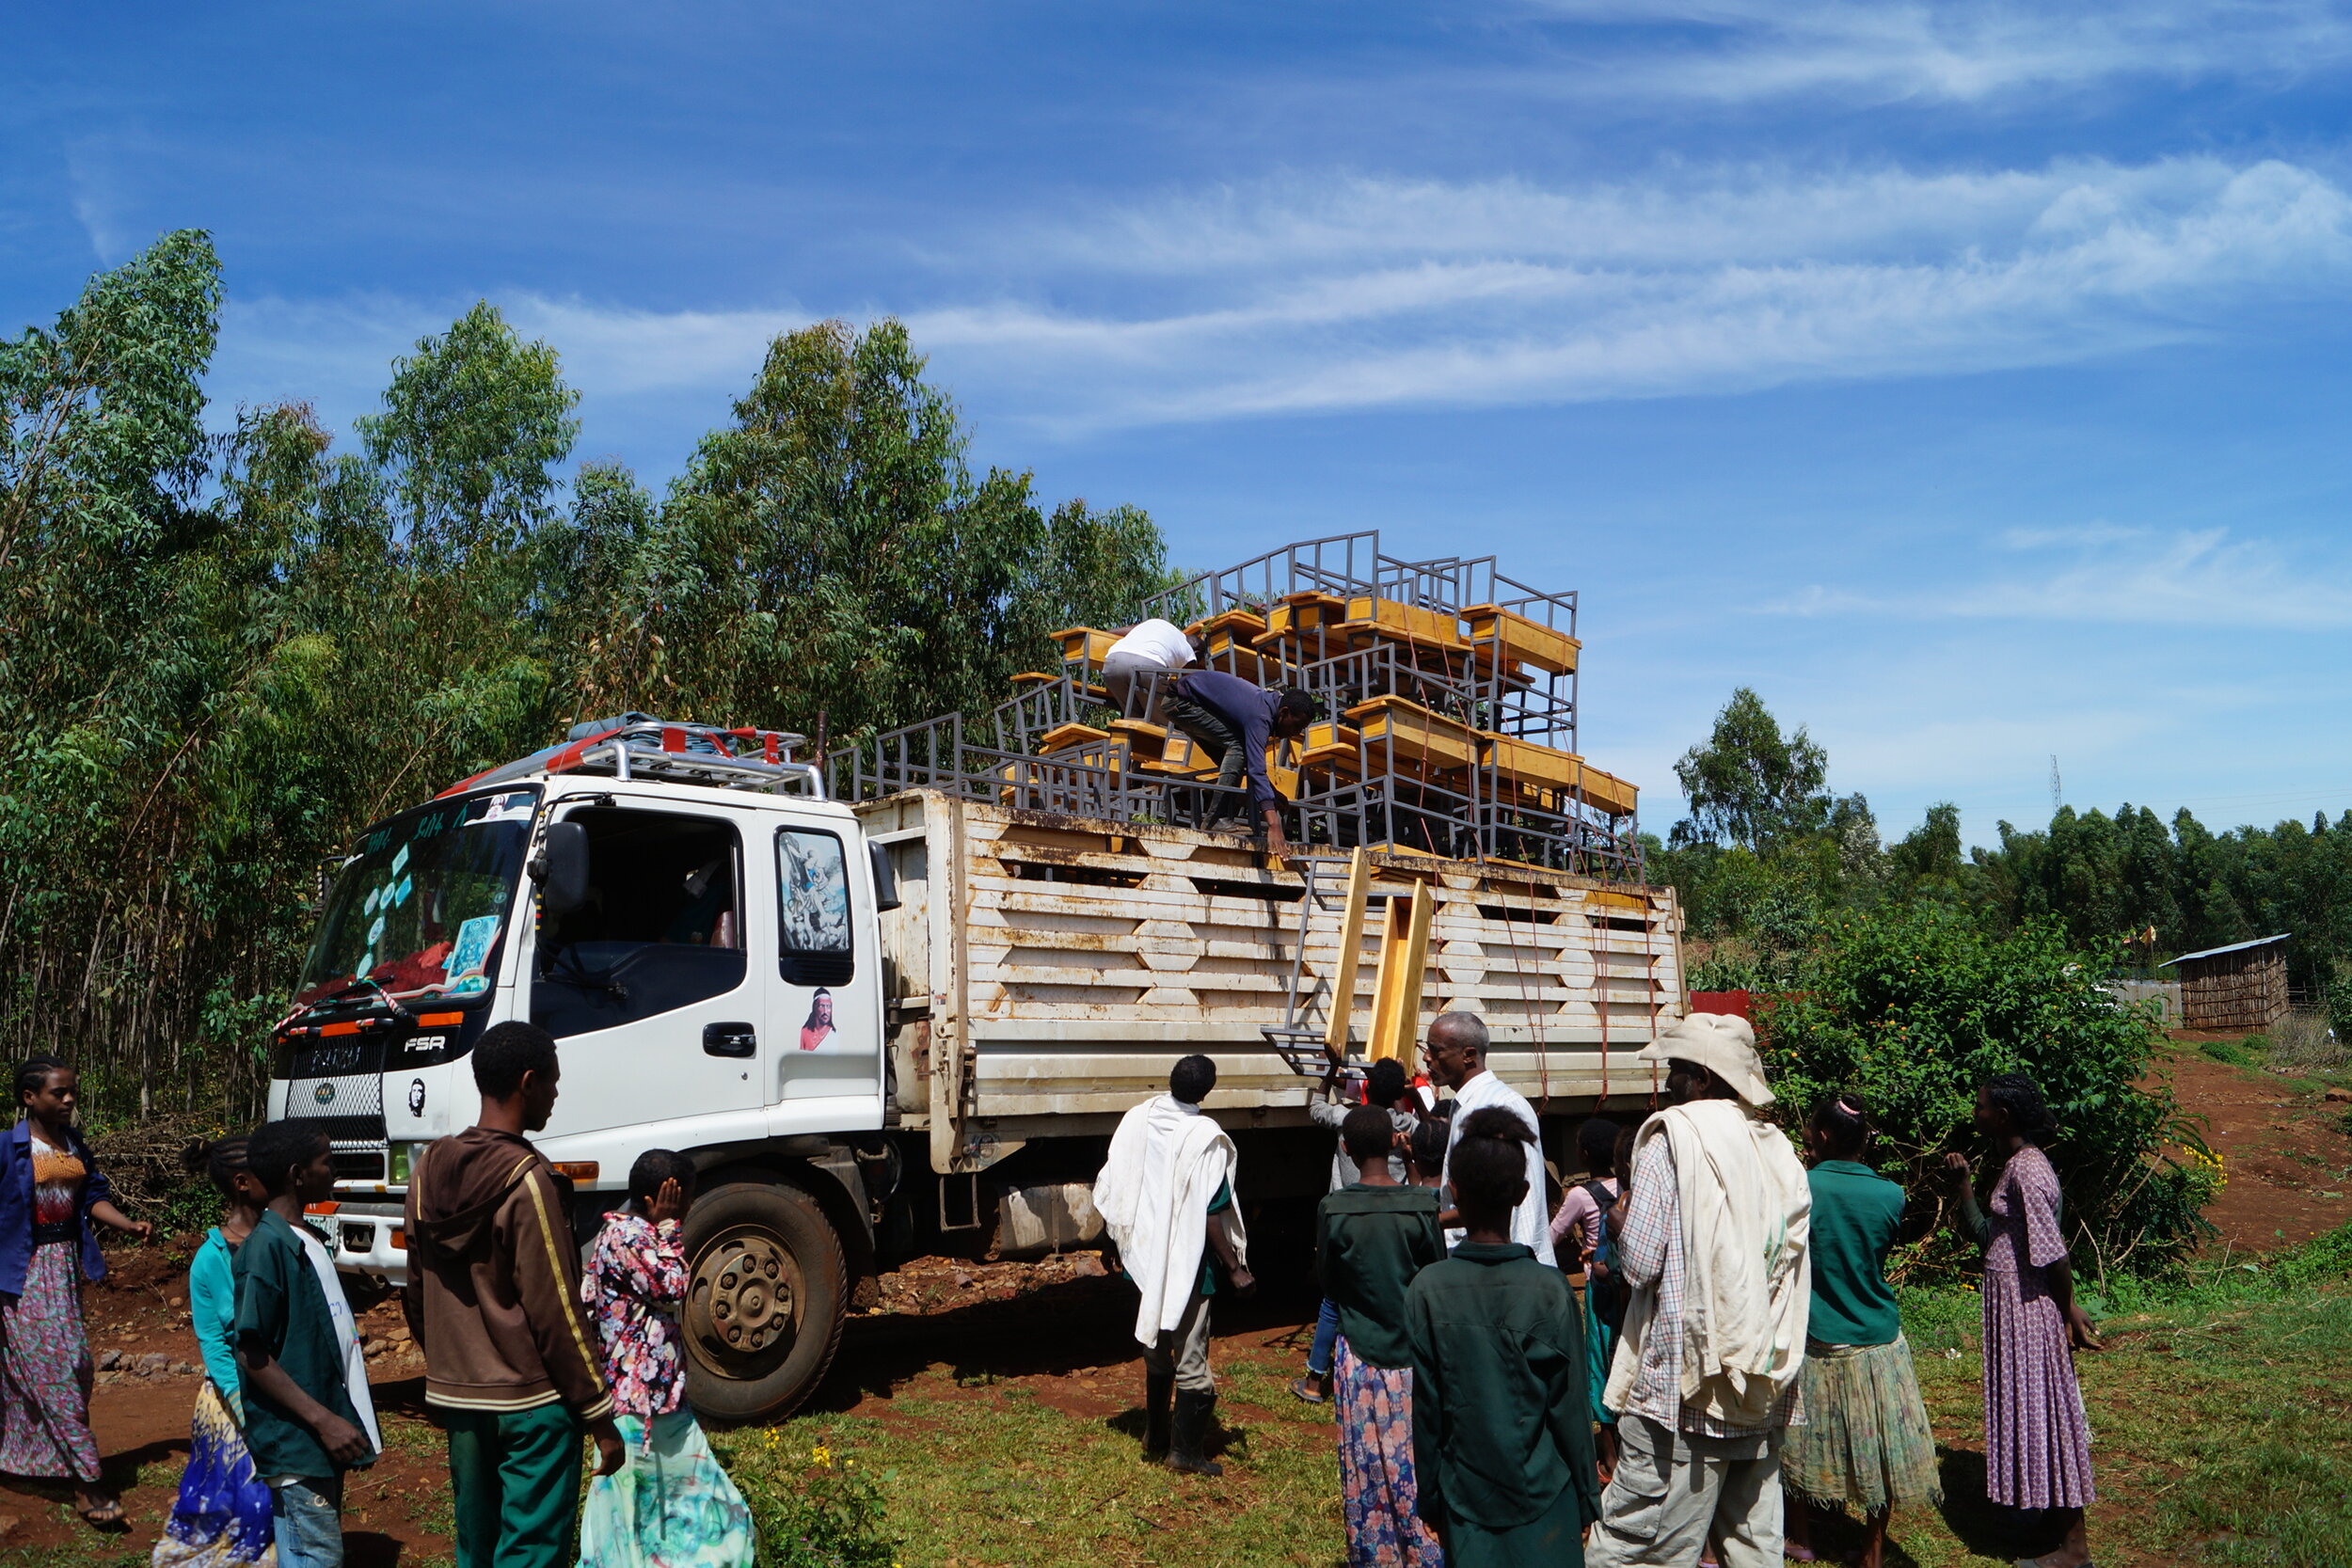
[1436,1482,1586,1568]
[1782,1336,1942,1513]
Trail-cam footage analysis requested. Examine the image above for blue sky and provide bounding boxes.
[9,2,2352,847]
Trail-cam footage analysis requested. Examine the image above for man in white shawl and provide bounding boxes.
[1093,1053,1253,1476]
[1586,1011,1811,1568]
[1426,1011,1556,1265]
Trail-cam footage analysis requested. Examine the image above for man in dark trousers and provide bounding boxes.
[405,1022,623,1568]
[1161,669,1316,853]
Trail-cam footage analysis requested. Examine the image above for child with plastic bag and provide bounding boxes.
[579,1150,755,1568]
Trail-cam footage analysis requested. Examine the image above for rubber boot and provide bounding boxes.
[1141,1370,1174,1462]
[1168,1387,1223,1477]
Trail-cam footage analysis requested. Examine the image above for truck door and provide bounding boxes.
[768,823,881,1130]
[530,803,765,1140]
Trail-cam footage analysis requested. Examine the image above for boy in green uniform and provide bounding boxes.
[1406,1106,1601,1566]
[1321,1105,1446,1565]
[234,1120,382,1568]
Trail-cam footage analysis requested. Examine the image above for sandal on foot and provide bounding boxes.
[79,1501,125,1527]
[1289,1376,1327,1403]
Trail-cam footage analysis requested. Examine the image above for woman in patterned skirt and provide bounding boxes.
[1943,1073,2101,1568]
[579,1148,754,1568]
[1784,1094,1940,1568]
[1320,1106,1446,1568]
[0,1058,154,1527]
[151,1133,277,1567]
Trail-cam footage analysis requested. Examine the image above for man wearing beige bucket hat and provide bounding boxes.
[1584,1010,1812,1568]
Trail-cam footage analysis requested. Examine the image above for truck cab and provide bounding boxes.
[269,719,894,1418]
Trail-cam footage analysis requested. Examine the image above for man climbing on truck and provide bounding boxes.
[1161,672,1316,855]
[1094,1054,1255,1477]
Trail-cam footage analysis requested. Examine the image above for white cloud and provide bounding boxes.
[208,156,2352,438]
[902,156,2352,429]
[1998,523,2145,550]
[1948,527,2352,628]
[1517,0,2352,103]
[1767,527,2352,629]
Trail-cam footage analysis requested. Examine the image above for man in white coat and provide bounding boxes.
[1093,1053,1253,1475]
[1425,1010,1557,1265]
[1584,1010,1811,1568]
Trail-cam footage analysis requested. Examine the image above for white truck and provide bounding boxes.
[269,719,1685,1419]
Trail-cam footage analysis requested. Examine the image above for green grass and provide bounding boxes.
[713,1354,1347,1568]
[22,1226,2348,1568]
[696,1229,2352,1568]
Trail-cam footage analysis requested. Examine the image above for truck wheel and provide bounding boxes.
[680,1179,848,1423]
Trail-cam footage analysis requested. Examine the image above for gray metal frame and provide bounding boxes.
[829,533,1639,877]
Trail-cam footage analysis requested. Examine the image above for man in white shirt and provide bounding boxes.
[1424,1010,1556,1265]
[1099,617,1200,720]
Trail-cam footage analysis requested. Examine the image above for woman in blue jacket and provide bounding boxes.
[0,1058,152,1525]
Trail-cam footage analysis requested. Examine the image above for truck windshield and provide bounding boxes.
[294,788,538,1006]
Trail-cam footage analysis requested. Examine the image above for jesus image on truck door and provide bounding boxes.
[799,988,834,1051]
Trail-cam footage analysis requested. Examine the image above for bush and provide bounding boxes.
[729,1436,898,1568]
[1760,906,2213,1277]
[2269,1009,2347,1071]
[2329,974,2352,1047]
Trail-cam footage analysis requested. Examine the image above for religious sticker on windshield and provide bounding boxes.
[448,915,501,979]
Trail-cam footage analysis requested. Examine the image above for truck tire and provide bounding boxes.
[680,1179,848,1423]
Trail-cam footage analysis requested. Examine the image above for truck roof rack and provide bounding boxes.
[440,721,824,800]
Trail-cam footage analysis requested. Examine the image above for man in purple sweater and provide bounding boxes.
[1162,670,1316,854]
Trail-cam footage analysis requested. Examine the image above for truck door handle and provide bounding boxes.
[703,1022,757,1057]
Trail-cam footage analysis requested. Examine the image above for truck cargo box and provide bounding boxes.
[856,790,1685,1175]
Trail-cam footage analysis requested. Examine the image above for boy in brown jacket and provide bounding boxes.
[405,1022,622,1568]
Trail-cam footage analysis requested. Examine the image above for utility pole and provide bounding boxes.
[2050,755,2061,816]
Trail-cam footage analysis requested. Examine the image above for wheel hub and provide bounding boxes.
[691,1233,797,1359]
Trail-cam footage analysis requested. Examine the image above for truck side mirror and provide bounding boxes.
[869,840,902,912]
[531,822,591,918]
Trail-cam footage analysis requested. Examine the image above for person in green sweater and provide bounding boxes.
[1321,1105,1446,1567]
[1782,1094,1940,1568]
[1406,1106,1602,1567]
[235,1120,383,1568]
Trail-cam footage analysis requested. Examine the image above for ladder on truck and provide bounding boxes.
[1262,847,1438,1077]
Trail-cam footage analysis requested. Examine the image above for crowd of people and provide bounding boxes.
[1095,1009,2104,1568]
[0,1001,2102,1568]
[1,1027,752,1568]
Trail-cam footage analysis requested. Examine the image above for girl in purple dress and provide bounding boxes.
[1942,1073,2102,1568]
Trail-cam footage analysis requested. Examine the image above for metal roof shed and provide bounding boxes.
[2159,933,2291,1033]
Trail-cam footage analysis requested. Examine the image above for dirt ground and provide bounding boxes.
[2157,1043,2352,1251]
[12,1042,2347,1562]
[0,1250,1302,1565]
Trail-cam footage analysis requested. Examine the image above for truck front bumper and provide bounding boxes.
[324,1200,410,1287]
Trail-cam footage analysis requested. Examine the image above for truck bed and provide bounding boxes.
[855,790,1685,1174]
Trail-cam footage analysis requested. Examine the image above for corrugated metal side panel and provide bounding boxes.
[966,803,1677,1121]
[857,791,1684,1169]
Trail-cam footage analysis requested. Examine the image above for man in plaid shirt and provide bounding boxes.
[1586,1012,1811,1568]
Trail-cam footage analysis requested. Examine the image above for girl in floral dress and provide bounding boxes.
[579,1149,754,1568]
[152,1132,278,1567]
[0,1058,153,1528]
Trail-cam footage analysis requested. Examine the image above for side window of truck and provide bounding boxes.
[776,828,853,987]
[532,808,747,1038]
